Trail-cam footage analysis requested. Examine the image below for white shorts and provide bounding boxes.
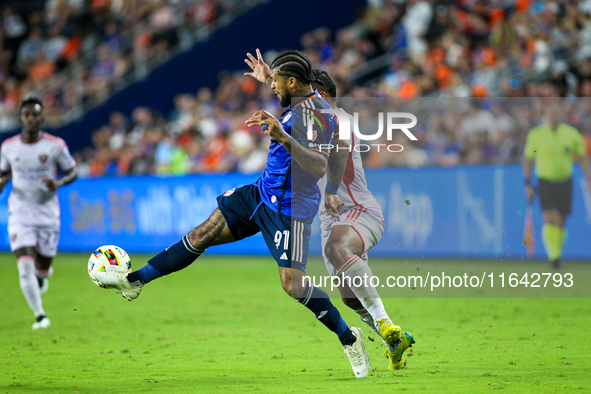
[321,208,385,277]
[8,221,60,257]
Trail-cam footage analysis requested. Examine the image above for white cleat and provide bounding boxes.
[343,327,370,378]
[99,270,143,301]
[32,315,51,330]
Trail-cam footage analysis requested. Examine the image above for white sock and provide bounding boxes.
[355,308,380,336]
[18,257,45,318]
[337,255,390,323]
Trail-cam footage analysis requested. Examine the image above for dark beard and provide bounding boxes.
[280,93,291,107]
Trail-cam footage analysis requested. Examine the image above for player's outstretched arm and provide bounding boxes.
[245,111,327,178]
[42,167,78,192]
[244,48,272,86]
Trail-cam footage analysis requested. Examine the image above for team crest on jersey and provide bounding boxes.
[38,154,48,163]
[282,112,292,123]
[224,188,236,197]
[302,107,322,141]
[10,233,17,242]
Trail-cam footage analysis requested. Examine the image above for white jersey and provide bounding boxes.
[318,117,384,232]
[0,132,76,226]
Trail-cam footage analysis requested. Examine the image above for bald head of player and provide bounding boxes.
[269,50,321,107]
[19,97,45,142]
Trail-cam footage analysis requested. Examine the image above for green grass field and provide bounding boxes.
[1,253,590,392]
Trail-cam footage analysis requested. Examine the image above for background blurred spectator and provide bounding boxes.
[0,0,255,129]
[3,0,591,177]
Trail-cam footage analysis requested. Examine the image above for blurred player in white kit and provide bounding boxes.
[0,97,77,329]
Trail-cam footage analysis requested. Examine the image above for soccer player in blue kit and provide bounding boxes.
[101,50,372,378]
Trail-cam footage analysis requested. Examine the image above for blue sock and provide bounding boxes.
[128,235,205,284]
[298,282,355,346]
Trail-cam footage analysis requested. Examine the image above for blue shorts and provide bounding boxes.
[216,184,310,272]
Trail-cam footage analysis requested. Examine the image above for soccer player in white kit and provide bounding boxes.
[0,97,77,329]
[311,70,415,370]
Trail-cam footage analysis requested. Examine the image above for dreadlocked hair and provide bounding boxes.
[270,50,322,85]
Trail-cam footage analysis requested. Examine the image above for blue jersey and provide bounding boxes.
[257,91,335,222]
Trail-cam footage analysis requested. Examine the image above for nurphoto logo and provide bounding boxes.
[308,109,418,153]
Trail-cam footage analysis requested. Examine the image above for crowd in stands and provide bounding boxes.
[4,0,591,176]
[0,0,251,129]
[73,91,591,178]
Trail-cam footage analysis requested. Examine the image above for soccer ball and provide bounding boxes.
[88,245,132,288]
